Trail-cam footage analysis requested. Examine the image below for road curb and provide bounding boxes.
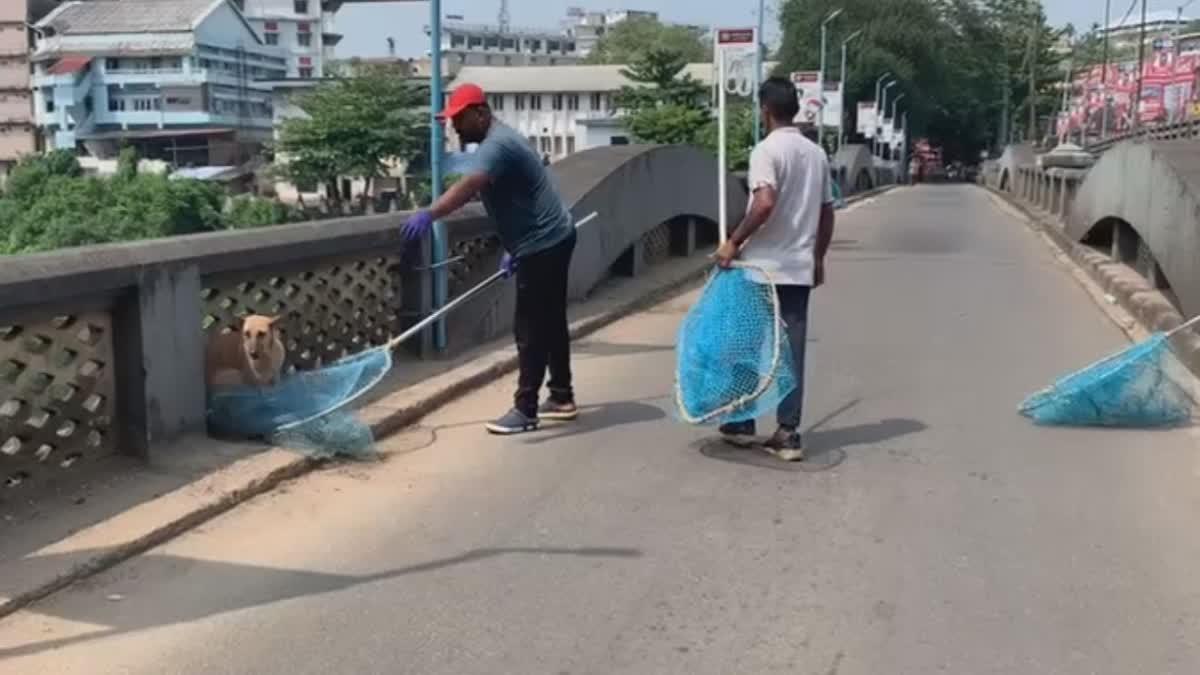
[983,185,1200,376]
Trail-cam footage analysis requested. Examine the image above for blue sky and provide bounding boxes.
[334,1,1191,59]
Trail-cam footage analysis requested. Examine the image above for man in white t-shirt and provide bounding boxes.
[714,77,836,462]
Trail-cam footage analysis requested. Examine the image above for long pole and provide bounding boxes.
[753,0,764,142]
[718,46,728,243]
[1134,0,1148,133]
[891,93,905,161]
[1027,1,1038,142]
[839,42,848,152]
[1101,0,1111,138]
[429,0,447,350]
[819,22,828,128]
[873,73,890,157]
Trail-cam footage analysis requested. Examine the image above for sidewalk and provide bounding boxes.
[0,253,711,619]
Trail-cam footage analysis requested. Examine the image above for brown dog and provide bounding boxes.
[205,315,286,389]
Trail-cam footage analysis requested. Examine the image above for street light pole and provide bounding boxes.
[1101,0,1111,139]
[1133,0,1148,133]
[838,29,863,153]
[753,0,765,142]
[818,9,843,147]
[429,0,447,349]
[890,92,905,161]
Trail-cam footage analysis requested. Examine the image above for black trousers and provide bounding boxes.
[513,231,576,416]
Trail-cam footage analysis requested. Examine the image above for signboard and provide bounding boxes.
[880,116,894,145]
[822,79,843,129]
[716,28,756,46]
[791,71,822,126]
[857,101,876,138]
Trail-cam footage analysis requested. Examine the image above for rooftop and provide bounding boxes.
[1104,9,1193,32]
[38,0,222,34]
[453,62,779,94]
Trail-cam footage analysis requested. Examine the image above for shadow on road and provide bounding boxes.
[522,400,667,445]
[572,340,675,359]
[0,546,642,659]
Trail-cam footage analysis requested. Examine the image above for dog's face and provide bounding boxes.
[241,315,280,361]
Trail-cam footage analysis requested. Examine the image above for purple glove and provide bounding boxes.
[402,210,434,241]
[500,253,518,278]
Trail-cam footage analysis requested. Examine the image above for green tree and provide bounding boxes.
[616,48,713,146]
[699,103,756,171]
[276,64,427,202]
[585,16,711,64]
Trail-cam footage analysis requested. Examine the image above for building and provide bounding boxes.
[31,0,287,166]
[236,0,339,79]
[564,8,659,57]
[1101,9,1193,51]
[427,20,584,68]
[448,62,777,161]
[0,0,36,179]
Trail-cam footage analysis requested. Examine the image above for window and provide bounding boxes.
[265,33,279,45]
[108,97,124,112]
[514,94,526,110]
[567,94,579,111]
[552,94,563,111]
[539,136,551,153]
[297,33,312,47]
[299,67,313,78]
[105,58,120,71]
[553,136,563,155]
[590,92,602,110]
[489,94,504,111]
[265,21,278,30]
[530,95,542,111]
[567,136,576,154]
[294,0,308,13]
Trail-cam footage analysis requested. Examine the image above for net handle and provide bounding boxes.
[385,211,600,352]
[674,262,785,425]
[1166,313,1200,338]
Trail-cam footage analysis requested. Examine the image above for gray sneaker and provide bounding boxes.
[720,421,758,448]
[485,408,540,435]
[763,427,806,462]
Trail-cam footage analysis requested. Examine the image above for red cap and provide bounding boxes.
[438,83,486,120]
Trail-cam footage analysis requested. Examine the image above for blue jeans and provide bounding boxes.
[721,284,811,434]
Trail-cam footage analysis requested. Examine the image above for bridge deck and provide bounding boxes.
[2,186,1198,674]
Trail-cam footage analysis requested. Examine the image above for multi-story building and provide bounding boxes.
[448,61,777,161]
[564,8,659,58]
[1102,10,1193,51]
[31,0,287,166]
[428,20,583,68]
[0,0,35,179]
[236,0,339,79]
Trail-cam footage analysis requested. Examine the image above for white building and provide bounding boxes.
[449,62,777,161]
[563,8,659,57]
[427,20,583,68]
[1101,9,1194,51]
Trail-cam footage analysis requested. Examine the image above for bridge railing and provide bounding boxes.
[0,144,740,491]
[1086,119,1200,155]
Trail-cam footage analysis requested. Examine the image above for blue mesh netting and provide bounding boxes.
[1019,333,1194,427]
[206,347,393,458]
[674,267,797,426]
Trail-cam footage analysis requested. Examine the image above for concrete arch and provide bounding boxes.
[833,144,875,194]
[440,144,749,352]
[1067,140,1200,315]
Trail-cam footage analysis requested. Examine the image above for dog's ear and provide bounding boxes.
[267,315,283,335]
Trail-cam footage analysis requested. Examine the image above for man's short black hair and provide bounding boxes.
[759,77,799,122]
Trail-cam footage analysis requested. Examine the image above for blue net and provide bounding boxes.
[1019,333,1194,428]
[206,347,393,459]
[674,267,798,426]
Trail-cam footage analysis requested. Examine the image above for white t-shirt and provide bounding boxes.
[738,127,834,286]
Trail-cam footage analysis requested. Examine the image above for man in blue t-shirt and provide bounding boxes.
[403,83,577,435]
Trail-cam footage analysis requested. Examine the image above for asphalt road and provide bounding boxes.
[3,185,1200,675]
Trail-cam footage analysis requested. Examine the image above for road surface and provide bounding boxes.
[3,186,1200,675]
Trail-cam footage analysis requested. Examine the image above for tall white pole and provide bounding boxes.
[718,46,727,243]
[753,0,764,142]
[838,42,848,152]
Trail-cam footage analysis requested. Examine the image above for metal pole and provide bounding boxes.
[1134,0,1148,133]
[753,0,764,142]
[718,46,728,243]
[880,81,895,156]
[429,0,447,350]
[818,10,841,150]
[1101,0,1111,138]
[1027,1,1038,142]
[838,42,847,152]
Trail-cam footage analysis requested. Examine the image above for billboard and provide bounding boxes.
[857,101,877,138]
[791,71,822,126]
[790,71,842,128]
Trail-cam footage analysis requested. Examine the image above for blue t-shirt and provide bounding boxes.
[472,123,572,258]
